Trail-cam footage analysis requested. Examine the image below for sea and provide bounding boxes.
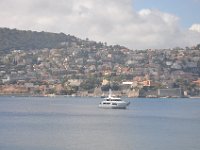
[0,96,200,150]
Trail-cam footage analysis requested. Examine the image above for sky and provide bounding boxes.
[134,0,200,28]
[0,0,200,50]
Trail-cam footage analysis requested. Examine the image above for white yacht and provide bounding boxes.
[99,89,130,109]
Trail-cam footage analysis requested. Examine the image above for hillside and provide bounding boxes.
[0,28,200,97]
[0,28,78,51]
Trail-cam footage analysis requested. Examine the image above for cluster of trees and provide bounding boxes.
[0,28,77,51]
[196,44,200,50]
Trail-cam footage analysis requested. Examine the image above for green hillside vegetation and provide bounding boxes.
[0,28,77,51]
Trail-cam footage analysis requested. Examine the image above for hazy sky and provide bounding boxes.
[0,0,200,49]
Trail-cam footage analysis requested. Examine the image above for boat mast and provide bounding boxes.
[108,89,112,99]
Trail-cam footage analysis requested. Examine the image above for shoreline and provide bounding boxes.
[0,94,200,99]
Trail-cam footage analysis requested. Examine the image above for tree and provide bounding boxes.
[101,84,110,91]
[196,44,200,50]
[80,77,101,91]
[110,82,120,91]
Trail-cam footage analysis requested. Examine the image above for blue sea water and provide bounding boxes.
[0,96,200,150]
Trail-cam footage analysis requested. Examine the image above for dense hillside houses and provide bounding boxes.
[0,28,200,97]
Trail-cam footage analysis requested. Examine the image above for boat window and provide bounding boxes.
[103,102,110,105]
[112,103,117,105]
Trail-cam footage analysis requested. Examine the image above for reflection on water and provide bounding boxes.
[0,97,200,150]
